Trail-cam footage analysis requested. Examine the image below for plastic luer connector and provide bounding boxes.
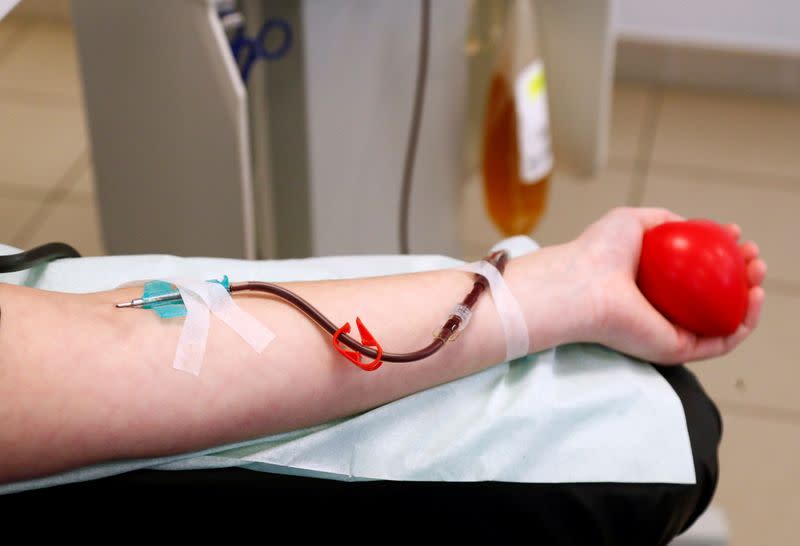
[450,303,472,331]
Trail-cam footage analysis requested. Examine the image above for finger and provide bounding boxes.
[743,285,765,330]
[721,323,751,354]
[724,223,742,241]
[672,286,764,362]
[740,241,760,261]
[675,327,726,362]
[651,326,721,364]
[625,290,694,365]
[675,326,744,362]
[700,286,764,358]
[628,207,686,230]
[710,286,765,356]
[747,259,767,287]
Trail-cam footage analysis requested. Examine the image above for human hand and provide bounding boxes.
[567,207,766,364]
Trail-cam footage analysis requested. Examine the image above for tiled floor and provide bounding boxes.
[1,14,799,545]
[0,16,101,256]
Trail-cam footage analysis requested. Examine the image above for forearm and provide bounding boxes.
[0,244,582,483]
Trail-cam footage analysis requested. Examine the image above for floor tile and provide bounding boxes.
[689,288,800,413]
[66,161,94,198]
[0,19,81,103]
[642,169,800,284]
[17,196,105,256]
[461,166,635,253]
[0,17,26,52]
[533,167,637,245]
[711,413,800,546]
[0,101,86,192]
[0,180,51,201]
[610,82,653,162]
[652,89,800,179]
[0,194,40,244]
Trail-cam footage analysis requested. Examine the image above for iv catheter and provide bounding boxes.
[115,250,510,369]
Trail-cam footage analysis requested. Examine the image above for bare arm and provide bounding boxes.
[0,207,766,484]
[0,244,582,483]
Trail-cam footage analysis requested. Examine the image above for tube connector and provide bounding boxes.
[450,303,472,331]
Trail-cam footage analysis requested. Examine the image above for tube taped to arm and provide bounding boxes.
[459,260,529,361]
[170,278,275,375]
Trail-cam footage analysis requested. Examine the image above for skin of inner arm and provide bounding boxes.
[0,243,584,484]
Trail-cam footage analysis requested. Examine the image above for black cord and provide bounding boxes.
[399,0,431,255]
[0,242,81,273]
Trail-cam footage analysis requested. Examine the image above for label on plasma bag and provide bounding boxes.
[514,60,553,183]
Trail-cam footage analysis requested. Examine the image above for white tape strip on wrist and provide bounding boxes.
[459,261,530,361]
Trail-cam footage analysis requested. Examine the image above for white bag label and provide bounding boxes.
[514,60,553,183]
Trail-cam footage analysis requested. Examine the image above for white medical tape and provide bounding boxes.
[169,279,276,375]
[459,261,529,361]
[173,285,211,375]
[201,281,275,352]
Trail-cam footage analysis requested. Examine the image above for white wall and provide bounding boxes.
[616,0,800,55]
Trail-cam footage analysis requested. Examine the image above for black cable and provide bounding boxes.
[0,242,81,273]
[399,0,431,255]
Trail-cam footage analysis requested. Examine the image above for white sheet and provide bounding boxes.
[0,238,695,493]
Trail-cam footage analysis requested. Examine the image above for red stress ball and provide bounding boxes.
[637,219,749,337]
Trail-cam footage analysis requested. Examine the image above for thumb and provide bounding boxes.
[628,289,689,362]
